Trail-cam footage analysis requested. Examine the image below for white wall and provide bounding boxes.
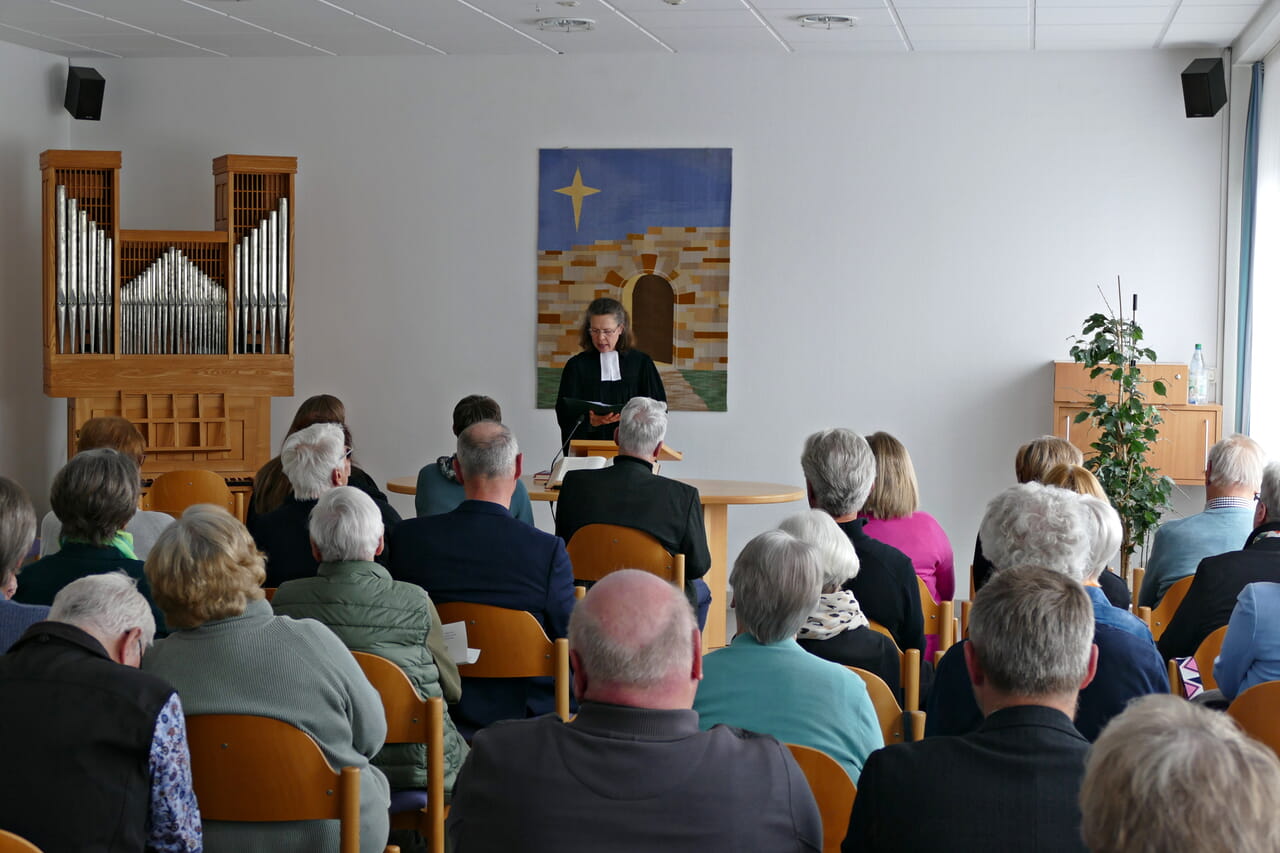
[37,50,1225,585]
[0,40,70,511]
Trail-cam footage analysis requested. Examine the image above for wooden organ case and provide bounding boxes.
[40,150,297,521]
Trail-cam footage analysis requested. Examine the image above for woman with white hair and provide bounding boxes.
[780,510,903,697]
[1042,463,1131,610]
[693,529,883,781]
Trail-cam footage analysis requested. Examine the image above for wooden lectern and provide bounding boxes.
[568,440,683,461]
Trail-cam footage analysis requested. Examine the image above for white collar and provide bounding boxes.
[599,350,621,381]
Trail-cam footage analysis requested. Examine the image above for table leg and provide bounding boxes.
[702,504,729,651]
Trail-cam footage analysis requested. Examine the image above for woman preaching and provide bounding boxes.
[555,297,666,445]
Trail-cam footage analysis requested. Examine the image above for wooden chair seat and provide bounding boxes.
[1227,680,1280,758]
[351,651,446,852]
[186,714,367,853]
[434,601,571,721]
[786,743,857,853]
[565,523,685,588]
[142,468,236,518]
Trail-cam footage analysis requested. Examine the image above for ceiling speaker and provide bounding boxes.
[65,66,105,121]
[1181,58,1226,119]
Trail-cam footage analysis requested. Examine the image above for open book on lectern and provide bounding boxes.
[547,455,610,490]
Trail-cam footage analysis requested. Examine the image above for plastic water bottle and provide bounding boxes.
[1189,344,1208,405]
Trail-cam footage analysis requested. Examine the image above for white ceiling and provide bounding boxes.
[0,0,1269,58]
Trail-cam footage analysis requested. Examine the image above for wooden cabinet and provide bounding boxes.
[1052,362,1221,486]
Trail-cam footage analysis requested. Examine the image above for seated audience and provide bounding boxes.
[248,393,391,525]
[801,428,924,654]
[1138,433,1265,608]
[1158,460,1280,660]
[927,483,1166,741]
[390,421,575,732]
[272,486,469,793]
[1215,581,1280,701]
[846,566,1096,853]
[0,573,200,852]
[694,529,883,780]
[416,394,534,524]
[0,476,47,651]
[971,435,1083,592]
[39,416,174,559]
[447,570,822,852]
[781,509,903,697]
[554,396,712,624]
[16,448,166,633]
[1080,694,1280,853]
[858,431,954,604]
[144,504,389,852]
[1042,463,1130,609]
[250,422,399,587]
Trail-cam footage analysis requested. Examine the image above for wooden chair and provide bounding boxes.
[1168,624,1230,695]
[0,831,42,853]
[1136,574,1194,641]
[959,600,972,640]
[351,651,446,853]
[565,523,685,589]
[186,714,388,853]
[262,587,277,602]
[863,622,921,713]
[1228,680,1280,758]
[917,577,955,664]
[1130,566,1145,614]
[142,468,236,518]
[848,666,924,744]
[785,743,856,853]
[434,601,571,721]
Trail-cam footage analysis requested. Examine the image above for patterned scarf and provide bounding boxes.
[797,589,870,641]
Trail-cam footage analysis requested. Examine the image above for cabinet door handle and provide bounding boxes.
[1203,420,1210,468]
[1065,415,1071,441]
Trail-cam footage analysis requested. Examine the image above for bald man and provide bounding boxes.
[446,570,822,853]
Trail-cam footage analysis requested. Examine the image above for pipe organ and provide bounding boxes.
[41,151,297,520]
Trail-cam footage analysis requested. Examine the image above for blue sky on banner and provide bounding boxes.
[538,148,732,253]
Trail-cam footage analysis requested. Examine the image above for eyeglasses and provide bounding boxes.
[343,447,353,459]
[589,327,620,338]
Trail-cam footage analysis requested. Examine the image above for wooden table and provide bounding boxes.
[386,475,805,650]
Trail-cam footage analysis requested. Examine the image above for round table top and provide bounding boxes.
[386,475,804,506]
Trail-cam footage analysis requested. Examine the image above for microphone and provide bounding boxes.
[547,413,586,479]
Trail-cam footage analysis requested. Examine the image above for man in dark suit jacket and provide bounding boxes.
[390,420,576,732]
[846,566,1097,853]
[249,422,400,587]
[555,396,712,624]
[801,429,924,653]
[1159,462,1280,659]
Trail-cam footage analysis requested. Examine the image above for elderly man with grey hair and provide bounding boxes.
[0,476,48,651]
[1139,433,1266,607]
[926,483,1166,741]
[846,566,1097,853]
[249,422,401,587]
[801,428,924,653]
[1080,694,1280,853]
[1158,459,1280,660]
[554,396,713,625]
[0,573,201,851]
[694,529,883,781]
[447,569,822,852]
[390,420,575,733]
[272,486,470,795]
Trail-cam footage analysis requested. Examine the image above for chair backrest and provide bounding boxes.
[0,831,42,853]
[1147,575,1196,641]
[1130,567,1145,613]
[143,468,236,517]
[186,714,362,853]
[262,587,277,602]
[916,576,956,654]
[861,624,921,714]
[1193,625,1229,692]
[351,652,445,853]
[1228,680,1280,758]
[434,601,571,721]
[785,743,857,853]
[565,523,685,588]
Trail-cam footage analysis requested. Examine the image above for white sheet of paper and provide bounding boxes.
[441,620,481,665]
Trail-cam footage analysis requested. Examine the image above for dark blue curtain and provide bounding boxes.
[1237,61,1264,433]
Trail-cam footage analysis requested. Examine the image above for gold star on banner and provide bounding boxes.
[555,167,600,231]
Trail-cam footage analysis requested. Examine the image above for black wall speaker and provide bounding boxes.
[64,66,105,121]
[1181,58,1226,118]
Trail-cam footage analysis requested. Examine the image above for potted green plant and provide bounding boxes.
[1068,285,1174,577]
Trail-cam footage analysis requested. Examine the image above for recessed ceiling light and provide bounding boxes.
[798,14,857,29]
[537,17,595,32]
